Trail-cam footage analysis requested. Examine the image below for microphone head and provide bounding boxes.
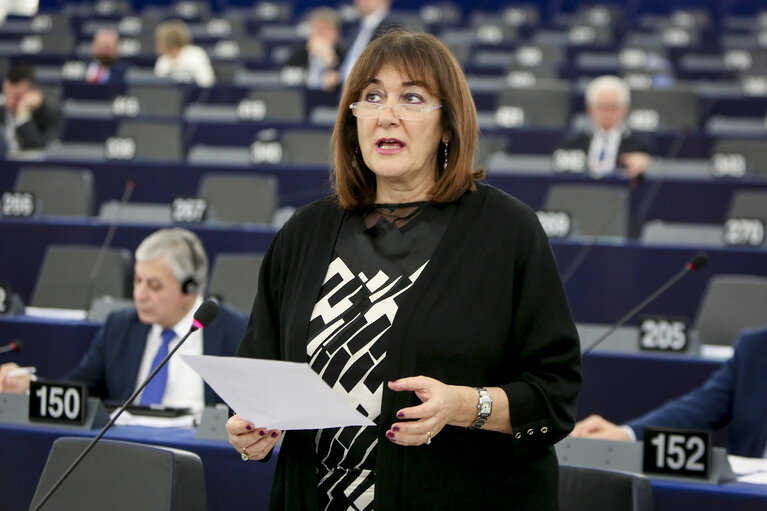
[191,300,219,330]
[688,252,709,271]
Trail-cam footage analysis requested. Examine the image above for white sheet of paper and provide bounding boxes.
[728,455,767,475]
[181,355,376,430]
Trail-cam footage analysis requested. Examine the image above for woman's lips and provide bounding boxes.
[376,138,405,154]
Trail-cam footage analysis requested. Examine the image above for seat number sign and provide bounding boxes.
[29,381,86,425]
[642,427,711,479]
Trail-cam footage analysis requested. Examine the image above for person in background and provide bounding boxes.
[227,30,581,510]
[0,63,63,153]
[558,75,653,179]
[284,7,346,93]
[0,229,247,413]
[572,326,767,458]
[339,0,395,82]
[154,19,215,87]
[86,28,126,84]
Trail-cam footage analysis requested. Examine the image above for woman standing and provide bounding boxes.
[228,30,581,511]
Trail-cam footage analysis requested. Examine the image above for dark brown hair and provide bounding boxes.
[331,29,484,209]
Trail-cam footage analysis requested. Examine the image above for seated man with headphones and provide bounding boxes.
[0,228,248,413]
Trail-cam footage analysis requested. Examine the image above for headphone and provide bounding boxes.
[179,233,201,295]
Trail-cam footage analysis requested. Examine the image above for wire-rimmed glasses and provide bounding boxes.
[349,102,443,121]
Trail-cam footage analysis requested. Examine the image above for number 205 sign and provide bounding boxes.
[642,427,711,479]
[28,381,86,425]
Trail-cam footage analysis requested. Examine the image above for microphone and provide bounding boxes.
[0,340,22,354]
[31,300,219,511]
[84,179,135,312]
[582,252,708,355]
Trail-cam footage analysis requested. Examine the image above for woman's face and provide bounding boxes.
[356,64,446,196]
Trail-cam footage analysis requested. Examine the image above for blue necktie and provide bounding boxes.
[139,329,176,405]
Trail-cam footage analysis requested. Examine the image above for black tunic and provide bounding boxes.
[238,182,582,511]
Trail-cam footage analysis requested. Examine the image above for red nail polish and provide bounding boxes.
[246,425,252,431]
[393,426,400,431]
[259,430,265,436]
[397,412,405,418]
[386,431,395,438]
[271,431,279,438]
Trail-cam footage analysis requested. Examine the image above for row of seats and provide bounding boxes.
[7,165,767,247]
[28,244,261,315]
[10,166,280,224]
[539,183,767,246]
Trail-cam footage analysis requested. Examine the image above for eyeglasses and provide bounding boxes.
[349,102,443,121]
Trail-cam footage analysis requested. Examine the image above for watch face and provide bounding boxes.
[479,402,492,414]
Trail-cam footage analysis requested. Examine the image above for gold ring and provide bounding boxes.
[425,431,432,445]
[241,447,250,461]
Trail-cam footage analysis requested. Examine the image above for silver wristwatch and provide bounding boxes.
[469,387,492,430]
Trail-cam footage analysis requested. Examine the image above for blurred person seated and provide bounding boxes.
[284,7,346,93]
[0,228,247,414]
[339,0,395,82]
[1,63,63,153]
[154,19,215,87]
[571,326,767,458]
[558,75,653,179]
[86,28,127,84]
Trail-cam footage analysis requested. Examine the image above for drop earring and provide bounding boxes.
[443,142,449,171]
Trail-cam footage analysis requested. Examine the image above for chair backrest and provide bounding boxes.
[726,189,767,225]
[127,85,185,117]
[629,88,698,131]
[694,275,767,345]
[495,85,571,127]
[198,173,278,224]
[15,166,94,217]
[30,437,207,511]
[245,89,305,122]
[31,245,132,309]
[207,253,264,313]
[712,139,767,177]
[559,465,654,511]
[544,183,629,238]
[117,121,183,161]
[279,129,331,166]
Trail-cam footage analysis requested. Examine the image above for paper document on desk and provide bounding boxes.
[728,455,767,485]
[181,355,376,430]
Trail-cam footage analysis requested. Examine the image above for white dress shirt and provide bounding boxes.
[587,125,623,177]
[135,297,205,412]
[154,45,216,87]
[340,7,389,81]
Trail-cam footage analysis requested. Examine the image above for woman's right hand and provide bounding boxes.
[226,414,282,461]
[570,414,631,441]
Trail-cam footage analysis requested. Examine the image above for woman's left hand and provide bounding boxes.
[385,376,471,446]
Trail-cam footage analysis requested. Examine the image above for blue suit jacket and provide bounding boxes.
[628,327,767,457]
[66,305,247,406]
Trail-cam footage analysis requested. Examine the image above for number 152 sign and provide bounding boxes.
[642,427,711,479]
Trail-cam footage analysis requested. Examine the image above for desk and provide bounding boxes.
[2,421,766,511]
[0,316,98,378]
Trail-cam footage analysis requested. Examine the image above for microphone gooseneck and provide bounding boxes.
[84,180,135,311]
[31,300,220,511]
[582,253,709,355]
